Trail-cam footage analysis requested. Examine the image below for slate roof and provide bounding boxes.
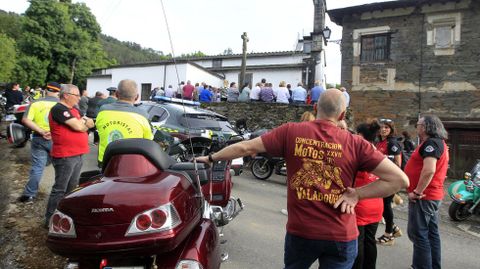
[328,0,463,25]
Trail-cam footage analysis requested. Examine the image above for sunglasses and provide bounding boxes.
[67,92,81,97]
[379,118,393,123]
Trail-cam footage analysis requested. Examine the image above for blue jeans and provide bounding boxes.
[407,200,441,269]
[45,155,83,223]
[284,233,357,269]
[23,137,52,197]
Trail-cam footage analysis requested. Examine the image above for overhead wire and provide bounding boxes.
[159,0,207,202]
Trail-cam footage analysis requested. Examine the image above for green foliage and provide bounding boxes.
[17,0,110,88]
[0,33,16,82]
[100,34,166,65]
[179,51,206,58]
[0,10,22,40]
[14,55,48,87]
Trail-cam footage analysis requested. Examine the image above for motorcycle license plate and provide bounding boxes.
[4,114,16,121]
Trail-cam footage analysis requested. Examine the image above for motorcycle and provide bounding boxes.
[46,136,243,269]
[243,128,286,180]
[448,160,480,221]
[250,154,286,180]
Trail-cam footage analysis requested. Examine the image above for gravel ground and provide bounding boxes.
[0,137,65,269]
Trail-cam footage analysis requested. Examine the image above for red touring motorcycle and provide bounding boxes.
[46,137,243,269]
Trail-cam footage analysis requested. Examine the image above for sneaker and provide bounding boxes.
[17,195,34,203]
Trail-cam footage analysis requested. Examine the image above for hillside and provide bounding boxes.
[100,34,167,65]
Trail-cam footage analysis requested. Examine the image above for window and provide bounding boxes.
[141,83,152,100]
[360,34,390,62]
[212,59,222,68]
[150,107,169,123]
[238,73,253,87]
[426,13,461,56]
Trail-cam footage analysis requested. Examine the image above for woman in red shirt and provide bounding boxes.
[353,121,384,269]
[375,119,403,245]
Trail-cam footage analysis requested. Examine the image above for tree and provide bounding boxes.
[0,10,23,40]
[0,33,16,82]
[222,48,234,55]
[17,0,111,88]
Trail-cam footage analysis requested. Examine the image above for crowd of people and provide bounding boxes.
[148,78,350,106]
[11,78,449,269]
[197,88,449,269]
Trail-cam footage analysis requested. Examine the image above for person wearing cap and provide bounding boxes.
[95,79,153,167]
[17,82,61,203]
[45,84,94,227]
[97,87,118,110]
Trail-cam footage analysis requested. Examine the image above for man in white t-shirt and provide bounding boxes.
[250,82,261,102]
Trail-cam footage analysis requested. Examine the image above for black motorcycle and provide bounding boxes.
[250,154,286,180]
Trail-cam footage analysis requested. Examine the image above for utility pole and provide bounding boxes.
[239,32,249,88]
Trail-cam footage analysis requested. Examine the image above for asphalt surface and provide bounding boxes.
[220,172,480,269]
[29,138,480,268]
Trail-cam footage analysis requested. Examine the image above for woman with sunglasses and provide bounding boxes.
[375,119,403,246]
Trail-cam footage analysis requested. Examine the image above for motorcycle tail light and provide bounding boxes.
[49,210,76,238]
[175,260,203,269]
[125,203,181,236]
[136,214,152,231]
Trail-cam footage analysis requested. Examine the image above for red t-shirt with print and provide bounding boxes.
[261,120,385,242]
[354,171,383,226]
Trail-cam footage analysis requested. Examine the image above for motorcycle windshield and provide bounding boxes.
[470,160,480,177]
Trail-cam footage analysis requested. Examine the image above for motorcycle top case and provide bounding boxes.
[47,139,205,258]
[7,122,27,146]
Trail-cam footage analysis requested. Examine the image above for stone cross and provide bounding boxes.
[239,32,249,89]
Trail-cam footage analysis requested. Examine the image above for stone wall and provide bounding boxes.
[339,0,480,132]
[201,102,315,130]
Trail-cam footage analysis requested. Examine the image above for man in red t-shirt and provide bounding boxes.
[404,115,449,269]
[44,84,95,228]
[197,89,409,269]
[182,80,195,100]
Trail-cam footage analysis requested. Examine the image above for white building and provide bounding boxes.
[87,51,321,100]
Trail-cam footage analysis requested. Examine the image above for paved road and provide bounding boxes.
[221,172,480,269]
[39,142,480,268]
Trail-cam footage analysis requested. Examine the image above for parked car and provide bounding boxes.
[139,97,243,175]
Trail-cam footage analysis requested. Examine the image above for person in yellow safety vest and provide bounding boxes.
[33,88,43,100]
[95,79,154,167]
[18,82,61,203]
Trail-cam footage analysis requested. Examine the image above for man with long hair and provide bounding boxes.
[404,114,449,269]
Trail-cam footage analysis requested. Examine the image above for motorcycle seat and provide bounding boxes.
[168,162,210,186]
[102,138,175,172]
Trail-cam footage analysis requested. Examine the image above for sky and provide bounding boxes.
[0,0,394,84]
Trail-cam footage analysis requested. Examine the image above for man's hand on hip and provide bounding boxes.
[334,187,359,214]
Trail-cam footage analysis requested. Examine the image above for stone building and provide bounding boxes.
[328,0,480,176]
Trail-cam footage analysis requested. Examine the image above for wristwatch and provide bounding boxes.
[208,153,215,162]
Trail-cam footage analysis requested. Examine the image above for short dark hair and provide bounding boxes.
[356,120,381,142]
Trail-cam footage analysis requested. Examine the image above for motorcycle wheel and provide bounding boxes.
[448,201,472,221]
[251,159,273,180]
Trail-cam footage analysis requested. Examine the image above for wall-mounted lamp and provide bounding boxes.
[321,26,331,46]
